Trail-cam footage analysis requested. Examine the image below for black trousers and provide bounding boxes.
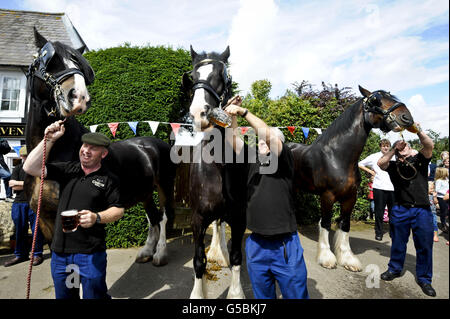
[437,197,448,229]
[373,188,395,237]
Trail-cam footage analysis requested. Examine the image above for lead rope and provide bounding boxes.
[25,131,48,299]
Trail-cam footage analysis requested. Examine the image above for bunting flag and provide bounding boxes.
[170,123,181,135]
[128,121,138,135]
[147,121,159,135]
[89,125,98,133]
[13,146,22,157]
[302,127,310,139]
[314,128,322,135]
[240,127,249,135]
[108,122,119,137]
[287,126,296,136]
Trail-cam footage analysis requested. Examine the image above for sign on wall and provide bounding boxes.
[0,123,25,138]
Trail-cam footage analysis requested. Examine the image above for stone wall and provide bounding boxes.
[0,201,14,247]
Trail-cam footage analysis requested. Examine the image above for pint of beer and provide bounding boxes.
[61,210,80,233]
[209,108,232,128]
[406,123,420,133]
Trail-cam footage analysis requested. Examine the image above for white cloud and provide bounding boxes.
[20,0,448,136]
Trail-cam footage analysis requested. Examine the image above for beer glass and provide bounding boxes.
[61,210,80,233]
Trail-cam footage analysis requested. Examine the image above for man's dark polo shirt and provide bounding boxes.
[46,162,122,254]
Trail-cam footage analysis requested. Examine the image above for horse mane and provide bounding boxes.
[313,98,364,145]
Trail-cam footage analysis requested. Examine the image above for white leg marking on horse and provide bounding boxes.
[152,212,168,266]
[227,265,245,299]
[135,215,158,263]
[316,224,337,269]
[207,221,230,267]
[190,275,206,299]
[333,228,362,272]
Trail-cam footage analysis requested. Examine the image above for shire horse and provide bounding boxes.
[25,28,175,266]
[182,46,246,298]
[288,86,414,271]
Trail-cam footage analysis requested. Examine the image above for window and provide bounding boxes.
[0,76,21,111]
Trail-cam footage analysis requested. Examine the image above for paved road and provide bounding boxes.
[0,222,448,299]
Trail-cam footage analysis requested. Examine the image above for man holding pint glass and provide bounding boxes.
[24,120,124,299]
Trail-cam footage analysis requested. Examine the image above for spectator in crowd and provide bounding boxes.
[434,167,449,233]
[428,181,439,242]
[0,138,13,202]
[4,146,44,267]
[359,139,395,241]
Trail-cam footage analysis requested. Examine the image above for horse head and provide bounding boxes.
[183,46,232,131]
[359,85,414,133]
[27,27,94,118]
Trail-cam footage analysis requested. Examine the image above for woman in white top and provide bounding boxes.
[359,139,395,241]
[434,167,449,232]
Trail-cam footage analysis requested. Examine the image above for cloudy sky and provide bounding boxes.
[2,0,448,140]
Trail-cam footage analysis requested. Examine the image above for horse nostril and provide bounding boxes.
[200,111,206,118]
[68,88,76,100]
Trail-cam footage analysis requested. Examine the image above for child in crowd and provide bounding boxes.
[435,167,449,233]
[428,181,439,242]
[367,176,374,220]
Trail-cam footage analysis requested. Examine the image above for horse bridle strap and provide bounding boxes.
[190,59,232,108]
[363,93,405,132]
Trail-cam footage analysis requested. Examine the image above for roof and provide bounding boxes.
[0,9,87,67]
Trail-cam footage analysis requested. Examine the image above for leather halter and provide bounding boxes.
[26,42,90,116]
[363,91,405,132]
[189,59,232,108]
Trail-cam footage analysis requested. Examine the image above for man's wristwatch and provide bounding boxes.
[241,108,248,117]
[95,213,101,224]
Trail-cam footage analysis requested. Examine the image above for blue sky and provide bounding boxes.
[1,0,448,139]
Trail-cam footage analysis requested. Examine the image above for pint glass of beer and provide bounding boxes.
[61,210,80,233]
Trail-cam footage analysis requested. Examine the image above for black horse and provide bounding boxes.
[25,28,175,266]
[182,46,247,298]
[288,86,414,271]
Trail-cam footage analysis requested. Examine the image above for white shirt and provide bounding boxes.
[359,151,395,191]
[435,178,449,198]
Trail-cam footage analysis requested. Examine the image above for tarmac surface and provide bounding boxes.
[0,221,448,300]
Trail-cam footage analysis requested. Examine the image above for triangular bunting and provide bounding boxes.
[128,121,138,135]
[108,122,119,138]
[89,125,98,133]
[13,146,21,157]
[147,121,159,135]
[314,128,322,135]
[240,127,249,135]
[170,123,181,135]
[287,126,296,136]
[301,127,310,139]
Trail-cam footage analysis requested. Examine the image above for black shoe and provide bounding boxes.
[32,256,44,266]
[375,235,383,241]
[417,281,436,297]
[4,257,28,267]
[380,270,401,281]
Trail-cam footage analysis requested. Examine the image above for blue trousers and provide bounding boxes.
[51,251,110,299]
[245,232,309,299]
[0,166,12,198]
[11,202,43,258]
[388,205,434,284]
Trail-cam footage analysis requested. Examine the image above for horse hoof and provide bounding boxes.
[152,255,168,267]
[135,255,152,263]
[343,264,362,272]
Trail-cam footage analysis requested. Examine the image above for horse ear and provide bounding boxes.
[220,46,230,62]
[190,45,198,61]
[33,27,47,49]
[359,85,371,98]
[77,45,86,54]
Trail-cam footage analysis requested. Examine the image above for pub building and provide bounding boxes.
[0,8,87,198]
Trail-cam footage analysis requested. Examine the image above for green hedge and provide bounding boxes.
[79,45,191,248]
